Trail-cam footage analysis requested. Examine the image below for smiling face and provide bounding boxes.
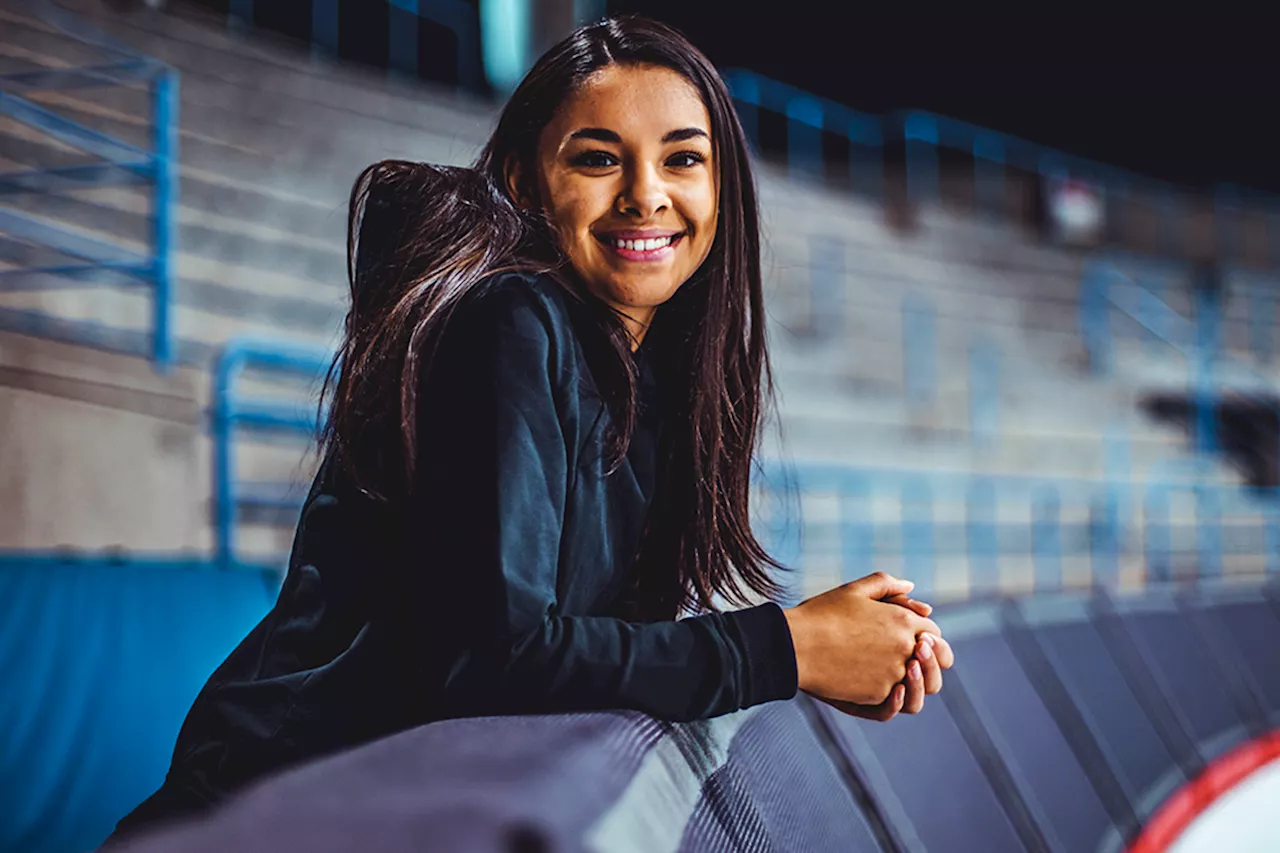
[511,63,719,345]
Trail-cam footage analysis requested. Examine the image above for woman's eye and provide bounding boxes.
[571,151,618,169]
[667,151,706,168]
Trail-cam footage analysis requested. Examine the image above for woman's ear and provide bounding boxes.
[504,154,536,211]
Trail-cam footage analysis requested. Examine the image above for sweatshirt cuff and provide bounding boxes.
[725,602,799,708]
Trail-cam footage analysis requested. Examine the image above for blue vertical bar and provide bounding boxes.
[311,0,339,56]
[904,113,939,205]
[901,478,934,597]
[726,73,759,153]
[1079,262,1112,375]
[150,70,177,372]
[1145,481,1171,582]
[786,96,823,180]
[213,353,240,571]
[903,295,936,405]
[1196,484,1223,579]
[972,133,1005,219]
[1193,283,1218,454]
[966,478,998,595]
[388,0,420,79]
[848,120,883,200]
[1032,486,1062,593]
[1091,487,1121,589]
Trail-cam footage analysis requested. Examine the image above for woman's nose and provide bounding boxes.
[616,164,670,219]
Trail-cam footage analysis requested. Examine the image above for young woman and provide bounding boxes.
[107,15,952,844]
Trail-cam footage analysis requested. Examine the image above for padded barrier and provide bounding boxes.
[3,561,1278,853]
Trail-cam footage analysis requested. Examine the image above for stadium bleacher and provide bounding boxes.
[2,1,1279,850]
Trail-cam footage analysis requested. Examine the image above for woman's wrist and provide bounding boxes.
[782,606,811,694]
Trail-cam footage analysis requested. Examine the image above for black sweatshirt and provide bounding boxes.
[107,271,798,841]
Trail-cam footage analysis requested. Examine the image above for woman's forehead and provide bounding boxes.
[544,64,712,148]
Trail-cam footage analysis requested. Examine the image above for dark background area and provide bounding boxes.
[208,2,1280,194]
[609,7,1280,193]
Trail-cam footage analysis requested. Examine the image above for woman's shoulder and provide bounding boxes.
[451,269,573,333]
[433,269,581,377]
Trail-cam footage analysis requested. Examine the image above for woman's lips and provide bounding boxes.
[595,231,685,262]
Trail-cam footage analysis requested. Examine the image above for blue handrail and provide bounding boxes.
[212,338,333,571]
[0,1,178,370]
[722,68,883,193]
[723,69,1280,261]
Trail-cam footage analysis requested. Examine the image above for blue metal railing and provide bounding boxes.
[723,69,1280,261]
[1078,255,1280,456]
[211,338,332,571]
[0,0,178,369]
[756,459,1279,603]
[722,69,884,194]
[233,0,482,89]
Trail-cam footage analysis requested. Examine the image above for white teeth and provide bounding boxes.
[613,236,674,251]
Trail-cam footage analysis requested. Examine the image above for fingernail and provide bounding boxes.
[918,640,933,661]
[921,632,935,645]
[909,660,922,680]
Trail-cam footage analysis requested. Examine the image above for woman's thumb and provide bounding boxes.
[853,572,914,599]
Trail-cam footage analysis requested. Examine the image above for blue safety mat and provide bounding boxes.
[0,559,277,853]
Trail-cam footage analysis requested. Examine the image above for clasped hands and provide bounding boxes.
[783,572,955,723]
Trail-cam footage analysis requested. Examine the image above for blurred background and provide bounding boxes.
[1,2,1278,851]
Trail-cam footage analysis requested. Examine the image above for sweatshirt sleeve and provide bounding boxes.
[400,278,798,723]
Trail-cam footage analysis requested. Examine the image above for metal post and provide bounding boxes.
[212,349,244,571]
[1193,281,1218,454]
[1080,262,1112,375]
[388,0,420,79]
[1196,484,1223,580]
[786,95,823,180]
[904,113,939,206]
[1144,481,1171,583]
[1032,486,1062,593]
[311,0,340,57]
[150,69,177,372]
[972,133,1005,220]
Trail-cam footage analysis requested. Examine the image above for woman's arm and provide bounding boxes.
[399,278,796,723]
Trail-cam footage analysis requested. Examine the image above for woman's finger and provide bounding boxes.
[902,655,926,714]
[814,685,904,723]
[881,593,932,617]
[928,634,956,670]
[917,634,944,695]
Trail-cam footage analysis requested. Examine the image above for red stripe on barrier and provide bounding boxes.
[1126,729,1280,853]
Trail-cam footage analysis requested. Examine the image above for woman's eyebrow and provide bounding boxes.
[568,127,621,142]
[662,127,709,143]
[566,127,710,143]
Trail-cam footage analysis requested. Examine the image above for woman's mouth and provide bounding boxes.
[595,232,685,262]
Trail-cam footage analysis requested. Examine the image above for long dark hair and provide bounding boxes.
[323,15,786,619]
